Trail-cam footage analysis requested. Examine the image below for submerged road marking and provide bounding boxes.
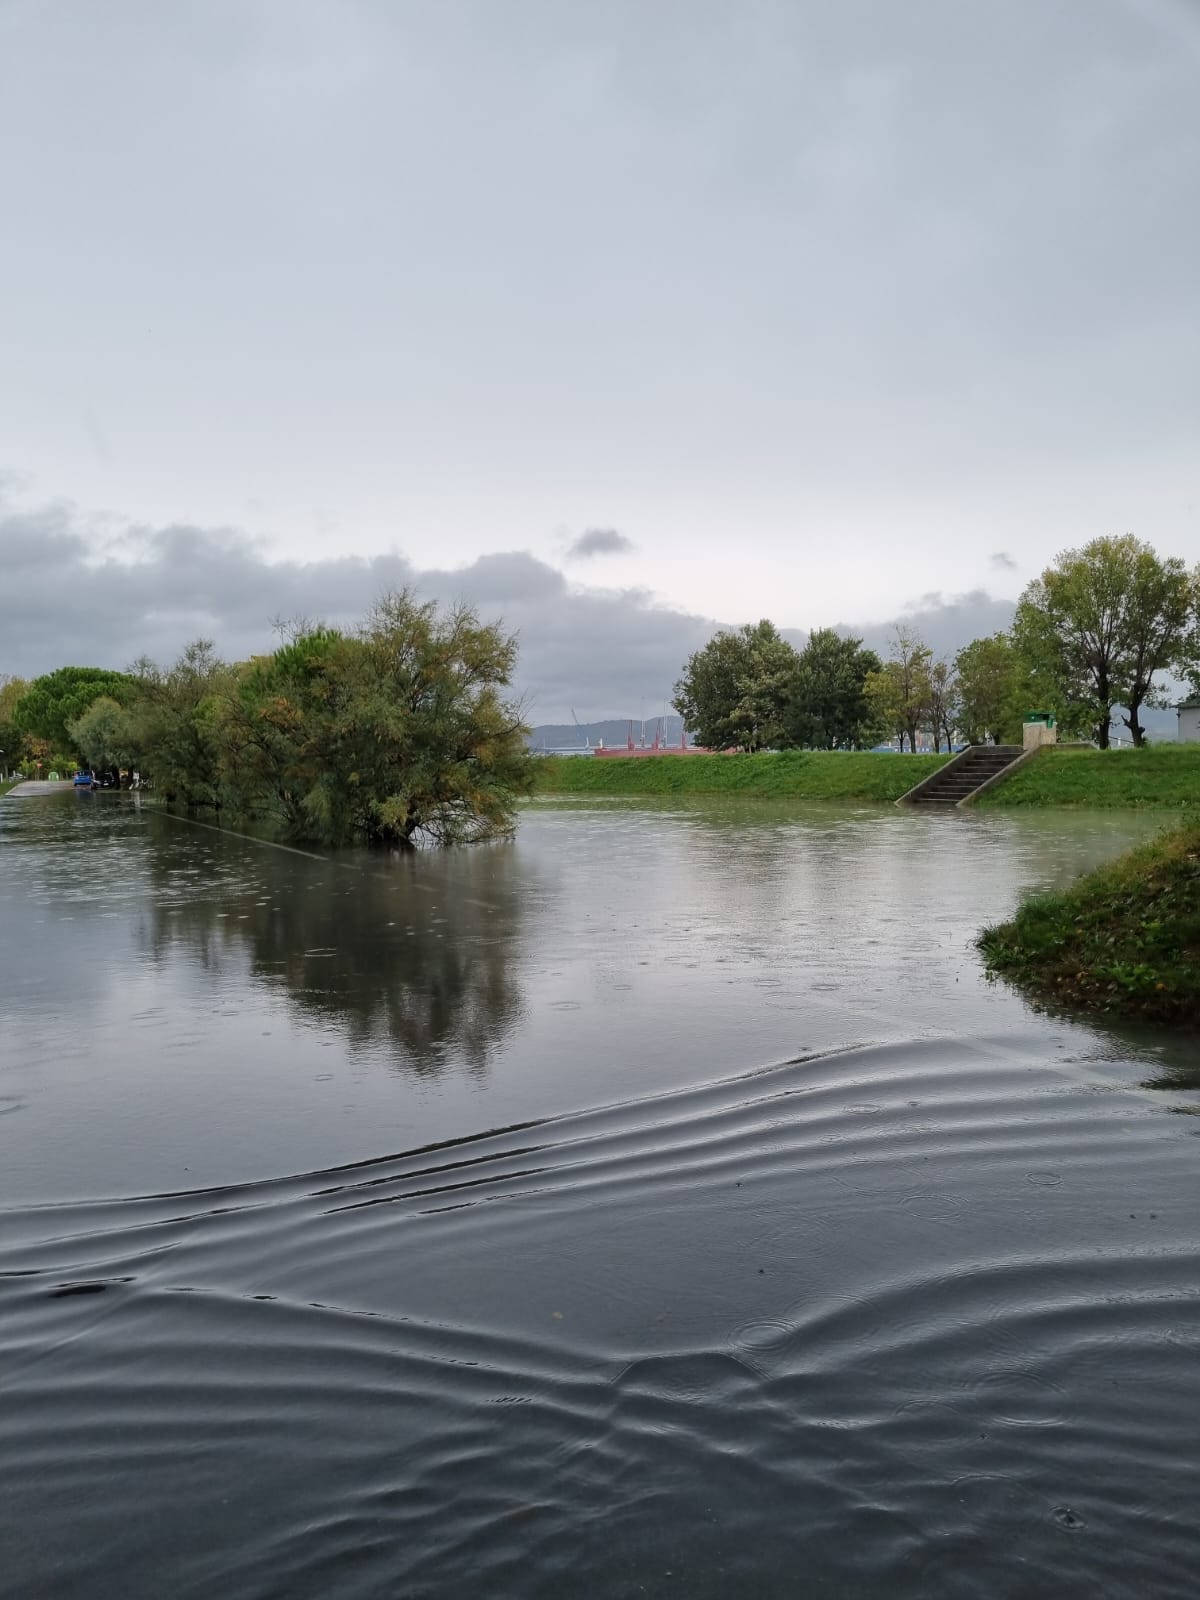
[155,808,330,862]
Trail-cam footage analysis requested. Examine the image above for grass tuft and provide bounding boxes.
[978,821,1200,1025]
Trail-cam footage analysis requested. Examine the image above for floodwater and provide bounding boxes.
[1,790,1197,1599]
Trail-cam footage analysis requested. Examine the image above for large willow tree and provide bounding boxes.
[215,592,534,848]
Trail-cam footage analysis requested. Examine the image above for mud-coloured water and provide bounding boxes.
[2,790,1197,1597]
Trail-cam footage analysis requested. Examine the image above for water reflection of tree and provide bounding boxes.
[140,834,528,1081]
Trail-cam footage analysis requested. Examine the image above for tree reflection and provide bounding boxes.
[139,830,528,1079]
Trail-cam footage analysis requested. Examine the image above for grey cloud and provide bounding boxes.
[0,497,708,722]
[424,550,566,606]
[0,499,416,674]
[0,498,1017,720]
[565,528,635,561]
[990,552,1018,572]
[843,591,1016,662]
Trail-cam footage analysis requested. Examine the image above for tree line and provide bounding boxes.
[672,536,1200,752]
[1,593,535,849]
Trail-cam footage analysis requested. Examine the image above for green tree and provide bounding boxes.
[1119,544,1198,746]
[127,641,232,807]
[1012,535,1197,748]
[927,659,960,753]
[672,621,800,751]
[67,696,139,774]
[785,630,883,749]
[0,675,30,772]
[863,627,933,752]
[14,666,137,755]
[955,634,1024,744]
[215,592,534,849]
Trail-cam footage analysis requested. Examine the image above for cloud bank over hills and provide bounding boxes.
[0,492,1016,723]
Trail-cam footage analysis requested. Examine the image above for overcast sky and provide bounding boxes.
[2,0,1198,715]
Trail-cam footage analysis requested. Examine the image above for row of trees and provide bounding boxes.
[671,622,887,752]
[670,619,973,754]
[673,536,1200,752]
[3,593,535,849]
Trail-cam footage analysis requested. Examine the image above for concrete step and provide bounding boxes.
[910,750,1025,807]
[934,780,1011,793]
[904,746,1025,809]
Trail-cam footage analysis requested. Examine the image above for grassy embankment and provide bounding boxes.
[979,744,1200,809]
[534,750,949,802]
[0,779,21,797]
[535,743,1200,808]
[979,822,1200,1025]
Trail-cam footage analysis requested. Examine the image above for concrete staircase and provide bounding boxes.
[901,744,1024,807]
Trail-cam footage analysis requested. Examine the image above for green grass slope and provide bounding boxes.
[534,750,949,801]
[978,744,1200,809]
[979,822,1200,1025]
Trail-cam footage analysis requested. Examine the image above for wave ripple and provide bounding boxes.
[2,1039,1199,1599]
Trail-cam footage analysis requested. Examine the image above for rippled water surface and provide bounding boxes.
[2,791,1197,1598]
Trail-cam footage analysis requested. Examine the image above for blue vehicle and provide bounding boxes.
[72,770,97,789]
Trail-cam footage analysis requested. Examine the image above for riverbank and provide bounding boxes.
[536,744,1200,808]
[976,744,1200,808]
[979,820,1200,1024]
[534,750,949,801]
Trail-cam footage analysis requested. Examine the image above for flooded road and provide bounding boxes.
[2,790,1197,1597]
